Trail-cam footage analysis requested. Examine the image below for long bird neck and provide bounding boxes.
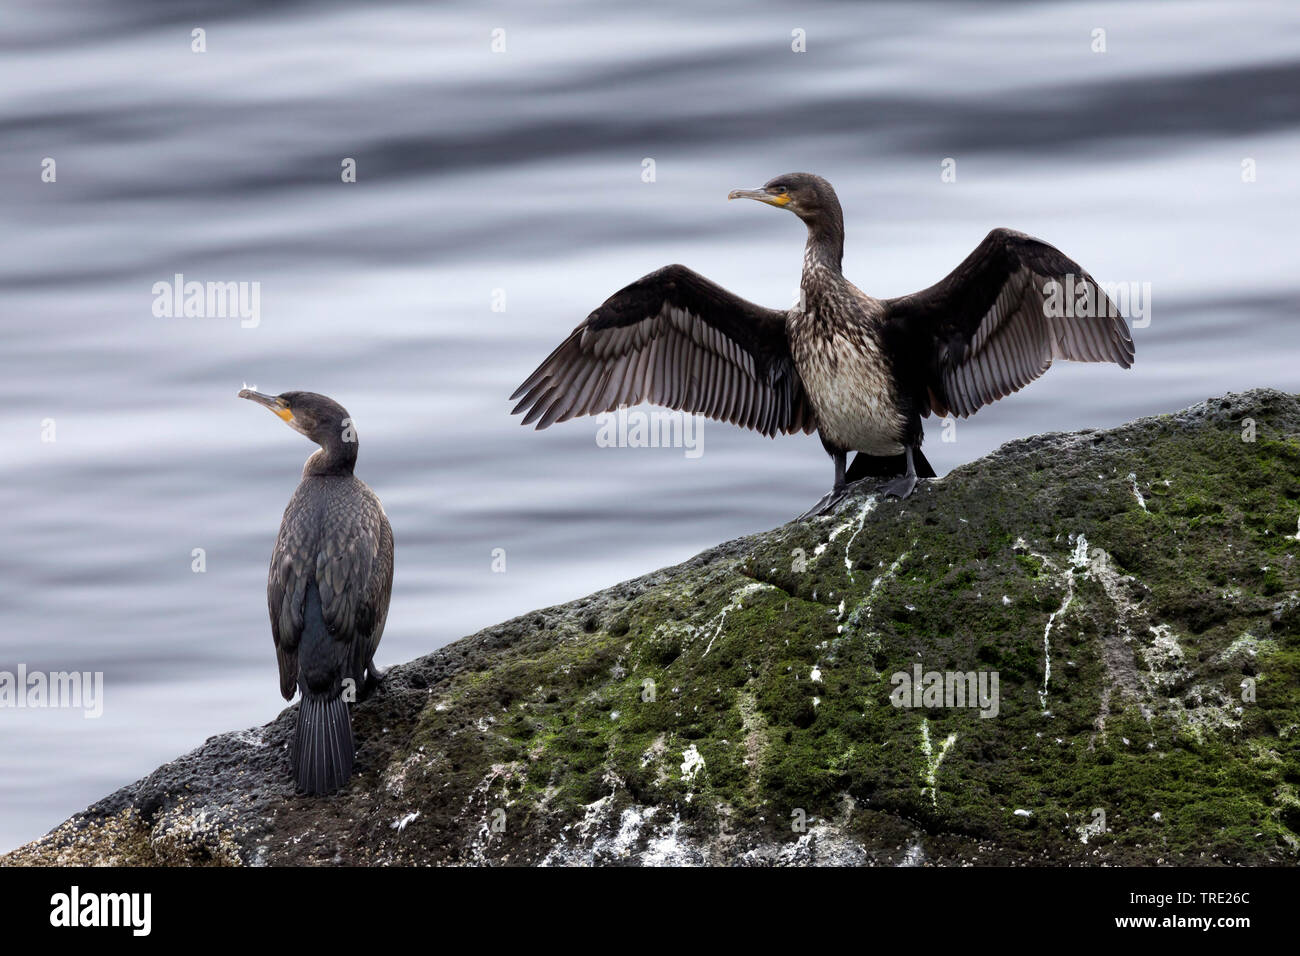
[801,210,845,286]
[304,432,357,477]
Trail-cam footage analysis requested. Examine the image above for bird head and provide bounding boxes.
[728,173,842,228]
[238,388,353,450]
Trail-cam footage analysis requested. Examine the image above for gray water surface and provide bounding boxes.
[2,0,1298,852]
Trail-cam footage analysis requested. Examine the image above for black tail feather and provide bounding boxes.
[845,447,937,483]
[293,692,354,795]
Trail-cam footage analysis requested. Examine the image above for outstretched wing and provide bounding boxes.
[511,264,816,437]
[883,228,1134,418]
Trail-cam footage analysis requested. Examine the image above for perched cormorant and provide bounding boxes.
[239,388,393,795]
[511,173,1134,512]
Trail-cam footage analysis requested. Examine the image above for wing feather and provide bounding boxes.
[884,228,1134,418]
[510,264,815,438]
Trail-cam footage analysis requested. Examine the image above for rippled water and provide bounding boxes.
[1,0,1297,852]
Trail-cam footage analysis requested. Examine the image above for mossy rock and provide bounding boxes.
[6,389,1298,867]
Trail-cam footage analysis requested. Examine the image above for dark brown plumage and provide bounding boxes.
[882,227,1135,420]
[511,173,1134,511]
[511,266,814,437]
[239,388,393,795]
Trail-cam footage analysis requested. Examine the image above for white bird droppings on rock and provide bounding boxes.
[680,745,705,783]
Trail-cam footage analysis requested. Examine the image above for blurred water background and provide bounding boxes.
[1,0,1297,851]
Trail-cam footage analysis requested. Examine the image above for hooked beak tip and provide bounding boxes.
[728,187,781,205]
[239,388,286,417]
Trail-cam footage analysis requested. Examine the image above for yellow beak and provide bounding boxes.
[728,188,791,206]
[238,388,294,422]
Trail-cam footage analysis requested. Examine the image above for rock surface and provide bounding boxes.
[6,389,1299,866]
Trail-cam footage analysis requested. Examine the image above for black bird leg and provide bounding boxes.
[799,450,849,518]
[877,445,919,499]
[359,659,388,701]
[801,445,922,518]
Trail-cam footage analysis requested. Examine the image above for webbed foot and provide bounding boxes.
[798,485,849,520]
[878,472,918,499]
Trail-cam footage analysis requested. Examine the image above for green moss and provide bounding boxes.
[389,393,1300,864]
[14,391,1297,866]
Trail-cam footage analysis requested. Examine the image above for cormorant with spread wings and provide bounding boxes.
[512,173,1134,513]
